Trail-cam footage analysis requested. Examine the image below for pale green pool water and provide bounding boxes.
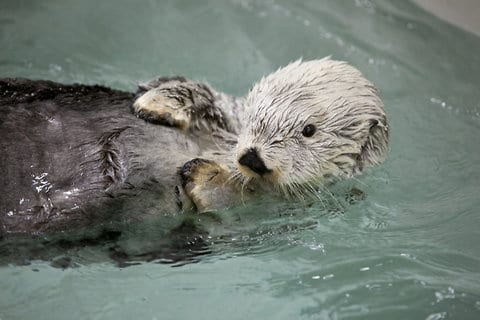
[1,0,480,319]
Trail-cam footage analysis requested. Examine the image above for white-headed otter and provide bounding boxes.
[235,59,388,196]
[134,58,388,210]
[1,58,388,236]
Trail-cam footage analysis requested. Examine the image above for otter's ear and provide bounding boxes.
[359,116,389,170]
[136,76,188,96]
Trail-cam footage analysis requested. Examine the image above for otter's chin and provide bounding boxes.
[236,163,260,179]
[236,163,283,184]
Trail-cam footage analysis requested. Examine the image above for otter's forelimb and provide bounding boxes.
[132,76,244,134]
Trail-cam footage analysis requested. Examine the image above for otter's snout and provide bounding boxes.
[237,148,271,176]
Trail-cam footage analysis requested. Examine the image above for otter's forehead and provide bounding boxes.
[243,58,380,138]
[247,58,371,103]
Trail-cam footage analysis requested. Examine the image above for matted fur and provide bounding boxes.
[235,58,389,193]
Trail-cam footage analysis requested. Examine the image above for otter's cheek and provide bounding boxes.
[267,168,283,184]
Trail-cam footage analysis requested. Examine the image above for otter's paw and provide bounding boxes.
[132,78,223,131]
[132,86,193,130]
[179,158,240,213]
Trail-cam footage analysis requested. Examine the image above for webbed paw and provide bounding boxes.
[178,158,247,213]
[133,87,192,130]
[132,77,225,131]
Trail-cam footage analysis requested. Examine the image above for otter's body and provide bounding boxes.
[0,79,200,235]
[0,58,389,238]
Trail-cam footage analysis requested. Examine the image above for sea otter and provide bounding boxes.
[0,58,388,237]
[134,58,389,211]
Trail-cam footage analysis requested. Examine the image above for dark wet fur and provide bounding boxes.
[0,78,209,266]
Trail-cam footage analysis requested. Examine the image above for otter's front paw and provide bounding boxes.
[132,85,193,130]
[179,158,243,213]
[132,78,224,131]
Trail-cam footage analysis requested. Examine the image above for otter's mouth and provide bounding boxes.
[237,148,271,176]
[236,146,285,183]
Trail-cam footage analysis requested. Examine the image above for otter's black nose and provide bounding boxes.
[238,148,271,176]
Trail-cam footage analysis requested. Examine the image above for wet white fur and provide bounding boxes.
[235,57,389,192]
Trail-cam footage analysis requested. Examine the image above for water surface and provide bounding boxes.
[1,0,480,319]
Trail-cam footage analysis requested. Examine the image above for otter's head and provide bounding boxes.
[236,58,388,193]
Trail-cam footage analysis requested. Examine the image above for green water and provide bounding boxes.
[1,0,480,319]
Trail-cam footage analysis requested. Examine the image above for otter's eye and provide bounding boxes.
[302,124,316,137]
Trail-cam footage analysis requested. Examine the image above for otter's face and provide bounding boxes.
[236,58,389,191]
